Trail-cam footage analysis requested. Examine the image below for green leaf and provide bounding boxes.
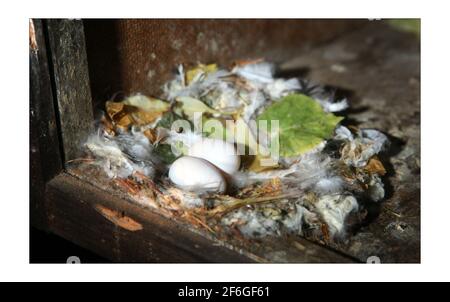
[154,144,178,164]
[387,19,420,37]
[257,94,343,157]
[156,110,184,129]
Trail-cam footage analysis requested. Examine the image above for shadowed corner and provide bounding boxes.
[84,19,124,112]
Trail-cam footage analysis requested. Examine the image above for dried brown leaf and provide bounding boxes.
[364,156,386,175]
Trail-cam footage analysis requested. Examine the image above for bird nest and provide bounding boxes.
[70,59,389,245]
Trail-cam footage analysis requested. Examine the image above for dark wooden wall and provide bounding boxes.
[84,19,365,108]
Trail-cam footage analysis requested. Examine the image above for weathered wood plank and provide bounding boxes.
[46,19,94,162]
[47,172,355,263]
[46,173,253,262]
[30,19,63,230]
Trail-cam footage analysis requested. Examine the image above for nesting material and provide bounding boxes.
[85,133,156,179]
[79,60,390,243]
[315,195,359,237]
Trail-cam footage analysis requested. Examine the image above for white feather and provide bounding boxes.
[232,62,275,84]
[315,194,358,236]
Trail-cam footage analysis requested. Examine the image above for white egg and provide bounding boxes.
[188,138,240,174]
[168,156,226,193]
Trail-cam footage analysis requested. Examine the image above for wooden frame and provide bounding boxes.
[31,19,360,263]
[30,19,420,263]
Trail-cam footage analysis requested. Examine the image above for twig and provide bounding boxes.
[384,207,402,218]
[183,212,215,234]
[207,192,299,217]
[133,171,163,194]
[66,157,94,164]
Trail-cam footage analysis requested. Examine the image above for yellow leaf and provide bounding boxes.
[176,96,219,119]
[106,95,170,128]
[230,118,279,172]
[186,63,218,85]
[123,94,170,113]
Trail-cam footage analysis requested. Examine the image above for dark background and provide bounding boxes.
[30,227,109,263]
